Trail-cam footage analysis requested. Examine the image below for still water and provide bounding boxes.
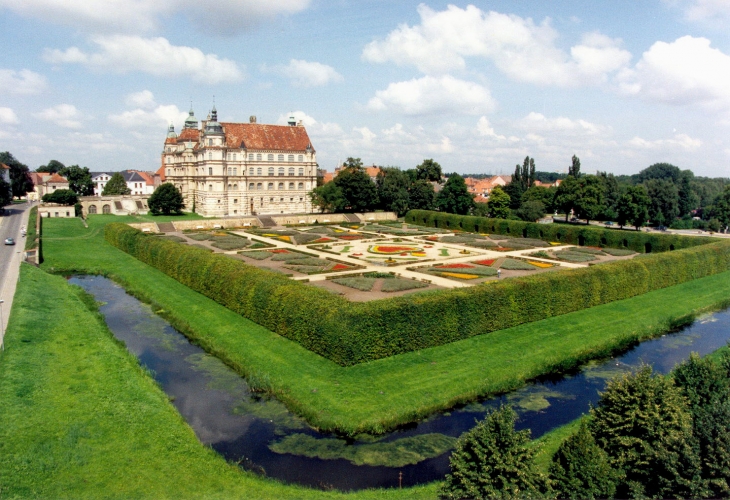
[70,275,730,491]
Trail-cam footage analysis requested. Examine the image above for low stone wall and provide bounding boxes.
[172,218,260,231]
[273,212,397,225]
[127,222,159,233]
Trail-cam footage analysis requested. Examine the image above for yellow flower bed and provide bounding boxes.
[549,242,562,246]
[527,260,554,268]
[412,252,426,257]
[278,235,291,242]
[441,272,480,280]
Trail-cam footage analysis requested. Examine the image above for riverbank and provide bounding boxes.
[40,215,730,435]
[0,264,435,499]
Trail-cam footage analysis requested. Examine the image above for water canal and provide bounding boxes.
[70,275,730,491]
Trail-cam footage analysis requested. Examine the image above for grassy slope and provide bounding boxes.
[0,264,435,499]
[40,215,730,435]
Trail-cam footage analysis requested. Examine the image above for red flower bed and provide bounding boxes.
[495,247,513,252]
[371,245,419,254]
[313,237,334,243]
[474,259,496,266]
[270,249,290,254]
[435,263,475,269]
[331,263,350,271]
[426,236,439,241]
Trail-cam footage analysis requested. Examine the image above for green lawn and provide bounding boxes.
[0,264,435,499]
[39,215,730,435]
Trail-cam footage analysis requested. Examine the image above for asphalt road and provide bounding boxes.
[0,201,31,345]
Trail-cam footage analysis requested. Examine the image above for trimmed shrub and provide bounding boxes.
[239,250,271,260]
[106,222,730,366]
[210,236,249,251]
[187,232,213,241]
[570,247,606,255]
[504,238,549,248]
[271,252,308,261]
[499,259,538,271]
[381,278,429,292]
[332,277,376,291]
[554,251,599,263]
[601,247,636,257]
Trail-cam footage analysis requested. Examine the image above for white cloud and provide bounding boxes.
[0,0,311,35]
[0,68,47,95]
[628,133,703,151]
[362,4,631,87]
[618,36,730,110]
[264,59,343,87]
[275,110,343,136]
[518,112,610,136]
[476,116,506,140]
[666,0,730,21]
[44,35,243,84]
[0,107,19,125]
[33,104,83,128]
[109,91,186,129]
[367,75,495,115]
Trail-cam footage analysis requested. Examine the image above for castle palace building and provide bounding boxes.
[160,106,318,218]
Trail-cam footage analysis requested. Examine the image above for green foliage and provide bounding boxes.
[380,278,428,292]
[487,186,511,219]
[548,421,617,500]
[416,159,443,182]
[210,235,249,250]
[709,185,730,228]
[590,366,702,499]
[333,158,379,212]
[568,155,581,178]
[521,186,555,213]
[600,247,636,256]
[0,151,33,198]
[645,178,679,226]
[440,406,546,500]
[554,175,579,220]
[0,177,12,207]
[58,164,94,196]
[633,163,682,184]
[148,183,184,215]
[573,175,605,223]
[409,179,435,211]
[552,250,597,263]
[435,174,475,215]
[376,167,410,216]
[333,277,376,291]
[102,172,131,195]
[36,159,65,173]
[616,185,650,229]
[499,259,537,270]
[42,188,78,205]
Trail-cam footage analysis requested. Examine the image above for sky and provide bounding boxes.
[1,0,730,178]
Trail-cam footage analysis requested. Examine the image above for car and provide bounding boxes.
[605,221,614,226]
[4,237,15,245]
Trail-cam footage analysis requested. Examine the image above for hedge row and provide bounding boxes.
[105,222,730,366]
[404,210,716,253]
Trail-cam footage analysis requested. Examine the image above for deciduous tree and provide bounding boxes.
[101,172,131,196]
[645,178,679,226]
[147,183,184,215]
[616,185,649,230]
[42,188,78,205]
[516,200,545,222]
[435,174,475,215]
[408,179,435,211]
[573,175,605,224]
[487,185,510,219]
[37,159,65,174]
[309,181,345,213]
[59,164,94,196]
[333,158,378,212]
[416,159,443,182]
[376,167,410,216]
[0,151,33,199]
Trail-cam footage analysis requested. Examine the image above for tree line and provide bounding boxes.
[441,352,730,499]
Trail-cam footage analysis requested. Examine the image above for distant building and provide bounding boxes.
[90,170,156,196]
[160,106,318,217]
[29,172,69,201]
[465,175,512,202]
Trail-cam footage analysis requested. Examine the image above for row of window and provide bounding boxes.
[199,167,309,176]
[205,182,306,191]
[224,153,305,162]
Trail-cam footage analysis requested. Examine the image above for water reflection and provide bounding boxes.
[70,275,730,490]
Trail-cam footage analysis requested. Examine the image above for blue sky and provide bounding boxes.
[1,0,729,177]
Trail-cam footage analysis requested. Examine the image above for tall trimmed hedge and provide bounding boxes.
[106,223,730,366]
[405,210,716,253]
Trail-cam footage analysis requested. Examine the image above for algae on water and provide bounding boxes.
[269,433,456,467]
[507,386,575,412]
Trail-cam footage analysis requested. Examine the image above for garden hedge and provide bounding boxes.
[404,210,716,253]
[106,222,730,366]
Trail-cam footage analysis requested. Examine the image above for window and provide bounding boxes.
[288,155,294,162]
[268,154,274,161]
[102,204,111,214]
[298,155,303,162]
[166,157,171,163]
[257,153,262,161]
[88,205,97,214]
[208,139,212,146]
[249,153,253,160]
[208,153,212,160]
[278,154,284,161]
[233,168,237,176]
[288,167,295,175]
[270,197,274,202]
[208,185,213,191]
[209,167,213,175]
[278,182,284,190]
[298,182,304,190]
[233,184,238,190]
[298,167,304,176]
[249,168,254,175]
[257,167,262,175]
[227,184,232,189]
[267,182,273,190]
[278,167,284,176]
[288,182,294,190]
[268,167,274,175]
[256,183,262,190]
[249,183,254,190]
[233,198,238,203]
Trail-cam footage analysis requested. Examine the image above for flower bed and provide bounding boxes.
[440,272,480,280]
[381,278,429,292]
[238,250,272,260]
[338,235,364,240]
[368,245,423,255]
[435,263,475,269]
[312,237,335,244]
[499,258,537,270]
[473,259,496,266]
[332,277,376,291]
[527,260,555,268]
[601,247,637,257]
[331,263,350,271]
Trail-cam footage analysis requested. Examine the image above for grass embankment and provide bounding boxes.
[24,206,38,251]
[40,216,730,435]
[0,264,435,499]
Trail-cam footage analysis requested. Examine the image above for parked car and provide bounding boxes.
[605,221,614,226]
[4,237,15,245]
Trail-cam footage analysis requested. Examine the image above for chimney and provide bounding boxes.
[288,115,296,126]
[249,115,257,123]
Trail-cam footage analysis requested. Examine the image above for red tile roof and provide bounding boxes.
[47,173,68,184]
[0,163,8,170]
[136,171,155,185]
[155,165,166,182]
[221,123,313,152]
[322,172,334,184]
[177,128,200,142]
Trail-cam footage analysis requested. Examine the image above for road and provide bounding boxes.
[0,201,31,348]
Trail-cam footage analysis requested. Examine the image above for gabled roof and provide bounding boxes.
[177,128,200,142]
[47,173,68,184]
[121,170,146,183]
[155,165,166,182]
[221,123,313,152]
[136,171,155,185]
[90,171,114,179]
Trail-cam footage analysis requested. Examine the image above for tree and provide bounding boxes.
[408,179,435,211]
[37,159,65,174]
[486,185,511,219]
[376,167,410,216]
[440,406,546,500]
[709,185,730,229]
[573,175,605,224]
[101,172,131,196]
[504,157,536,209]
[309,182,345,213]
[435,174,475,215]
[516,200,545,222]
[590,366,702,499]
[645,178,679,226]
[42,189,78,205]
[416,159,443,182]
[147,183,184,215]
[598,171,620,220]
[548,420,617,500]
[633,162,682,184]
[521,185,555,213]
[59,165,94,196]
[568,155,581,178]
[333,158,378,212]
[616,185,649,230]
[554,175,579,220]
[0,152,33,199]
[0,178,11,208]
[677,171,698,217]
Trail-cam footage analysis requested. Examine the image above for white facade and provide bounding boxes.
[161,108,318,218]
[92,171,155,196]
